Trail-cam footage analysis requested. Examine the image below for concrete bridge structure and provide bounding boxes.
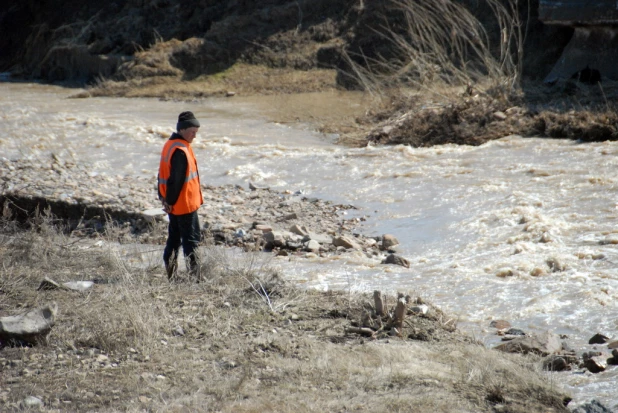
[540,0,618,83]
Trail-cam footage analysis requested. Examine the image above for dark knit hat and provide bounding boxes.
[176,111,200,131]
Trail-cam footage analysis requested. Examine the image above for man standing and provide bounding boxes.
[157,111,203,281]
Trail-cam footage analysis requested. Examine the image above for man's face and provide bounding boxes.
[180,127,199,143]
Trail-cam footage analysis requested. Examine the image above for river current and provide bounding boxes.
[1,82,617,409]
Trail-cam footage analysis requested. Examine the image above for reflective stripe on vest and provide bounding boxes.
[158,139,203,215]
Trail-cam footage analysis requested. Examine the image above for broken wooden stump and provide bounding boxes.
[373,290,384,317]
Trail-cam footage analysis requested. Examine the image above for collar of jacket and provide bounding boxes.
[170,132,188,142]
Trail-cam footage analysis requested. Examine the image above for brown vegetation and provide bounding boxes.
[0,212,570,412]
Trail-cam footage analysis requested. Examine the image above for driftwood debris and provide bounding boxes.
[373,290,384,317]
[346,291,418,339]
[344,327,376,337]
[394,297,406,329]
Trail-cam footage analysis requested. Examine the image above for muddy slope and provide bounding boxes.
[0,0,570,85]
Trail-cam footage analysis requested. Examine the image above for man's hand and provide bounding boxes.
[162,201,172,214]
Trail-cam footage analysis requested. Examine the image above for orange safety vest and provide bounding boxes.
[158,138,203,215]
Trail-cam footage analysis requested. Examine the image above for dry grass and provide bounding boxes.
[343,0,525,97]
[0,211,571,412]
[78,63,339,99]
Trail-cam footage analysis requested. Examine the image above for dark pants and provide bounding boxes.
[163,211,201,280]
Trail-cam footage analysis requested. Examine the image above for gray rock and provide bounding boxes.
[305,232,333,245]
[333,236,360,250]
[381,254,410,268]
[0,303,57,345]
[381,234,400,251]
[263,231,285,248]
[494,331,562,356]
[305,239,321,253]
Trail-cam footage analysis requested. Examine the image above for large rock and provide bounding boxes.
[305,239,321,253]
[263,231,285,248]
[381,234,400,251]
[588,333,610,344]
[381,254,410,268]
[0,303,57,345]
[306,232,333,245]
[542,355,570,371]
[494,331,562,356]
[333,236,360,250]
[584,356,607,373]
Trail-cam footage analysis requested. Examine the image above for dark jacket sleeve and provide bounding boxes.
[165,149,188,206]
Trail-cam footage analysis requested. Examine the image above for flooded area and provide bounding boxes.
[1,82,617,409]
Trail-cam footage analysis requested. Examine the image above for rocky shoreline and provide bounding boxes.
[0,155,409,267]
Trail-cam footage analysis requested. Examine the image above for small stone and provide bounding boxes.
[22,396,44,408]
[96,355,109,363]
[608,341,618,349]
[409,305,428,315]
[493,111,507,121]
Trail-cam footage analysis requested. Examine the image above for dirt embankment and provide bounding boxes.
[2,0,617,146]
